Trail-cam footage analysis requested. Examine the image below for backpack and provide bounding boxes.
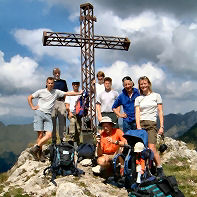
[77,143,96,162]
[43,143,84,186]
[129,176,185,197]
[75,91,89,117]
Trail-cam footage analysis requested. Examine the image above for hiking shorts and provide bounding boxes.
[140,120,157,144]
[33,110,53,132]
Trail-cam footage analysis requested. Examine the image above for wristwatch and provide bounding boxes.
[115,140,119,145]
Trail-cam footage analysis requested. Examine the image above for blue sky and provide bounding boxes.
[0,0,197,124]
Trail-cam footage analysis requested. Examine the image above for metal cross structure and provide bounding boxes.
[43,3,130,133]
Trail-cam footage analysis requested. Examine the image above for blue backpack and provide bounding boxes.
[75,91,89,117]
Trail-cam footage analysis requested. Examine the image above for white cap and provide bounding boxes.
[98,116,115,127]
[134,142,145,152]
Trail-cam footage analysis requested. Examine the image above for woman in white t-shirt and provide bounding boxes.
[134,76,164,178]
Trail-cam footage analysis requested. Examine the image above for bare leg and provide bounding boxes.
[37,131,44,149]
[97,155,113,168]
[148,143,161,166]
[37,131,52,147]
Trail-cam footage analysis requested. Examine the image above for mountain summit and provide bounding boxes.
[1,137,197,196]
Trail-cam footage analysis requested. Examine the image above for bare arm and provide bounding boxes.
[27,95,39,110]
[65,103,73,118]
[64,90,83,96]
[157,104,164,135]
[96,136,103,157]
[96,103,102,122]
[135,106,141,129]
[113,108,127,118]
[91,79,96,93]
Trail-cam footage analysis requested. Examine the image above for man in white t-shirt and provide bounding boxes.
[91,71,105,97]
[28,77,82,161]
[65,80,81,145]
[96,77,119,129]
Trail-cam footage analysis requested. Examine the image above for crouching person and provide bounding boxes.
[92,116,127,175]
[28,77,82,162]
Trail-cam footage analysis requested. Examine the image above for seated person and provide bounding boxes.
[134,142,145,183]
[92,116,127,174]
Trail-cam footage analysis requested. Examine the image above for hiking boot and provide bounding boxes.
[29,145,40,161]
[92,165,102,174]
[38,150,46,162]
[157,167,165,178]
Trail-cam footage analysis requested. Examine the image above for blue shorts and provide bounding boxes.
[33,110,53,132]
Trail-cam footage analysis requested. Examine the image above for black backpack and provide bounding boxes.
[43,143,84,186]
[77,143,96,162]
[129,176,185,197]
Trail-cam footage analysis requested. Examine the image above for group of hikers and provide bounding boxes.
[27,68,165,179]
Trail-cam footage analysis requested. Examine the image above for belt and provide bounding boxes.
[57,98,65,101]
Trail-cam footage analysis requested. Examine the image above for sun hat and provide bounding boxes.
[98,116,115,127]
[134,142,145,152]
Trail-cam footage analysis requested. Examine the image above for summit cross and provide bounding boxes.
[42,3,130,132]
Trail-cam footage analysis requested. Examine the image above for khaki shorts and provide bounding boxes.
[140,120,157,144]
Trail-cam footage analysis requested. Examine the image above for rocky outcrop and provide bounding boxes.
[160,137,197,171]
[1,147,127,197]
[1,137,197,196]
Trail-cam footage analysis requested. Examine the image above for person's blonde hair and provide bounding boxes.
[138,76,152,95]
[96,71,105,78]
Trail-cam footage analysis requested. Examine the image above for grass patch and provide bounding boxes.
[163,157,197,197]
[2,187,30,197]
[186,143,196,150]
[0,173,8,184]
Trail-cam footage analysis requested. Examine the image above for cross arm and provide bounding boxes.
[43,31,130,51]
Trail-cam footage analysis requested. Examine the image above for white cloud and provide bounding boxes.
[99,61,165,90]
[158,25,197,76]
[0,51,43,94]
[0,95,33,117]
[13,28,81,65]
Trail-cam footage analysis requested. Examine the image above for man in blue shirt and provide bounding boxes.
[112,76,140,133]
[52,68,68,144]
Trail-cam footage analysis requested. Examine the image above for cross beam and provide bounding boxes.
[43,3,130,132]
[43,32,130,50]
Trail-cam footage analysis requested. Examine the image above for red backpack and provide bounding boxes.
[75,91,89,117]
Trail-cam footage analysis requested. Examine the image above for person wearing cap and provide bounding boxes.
[96,77,119,129]
[112,76,140,133]
[135,76,164,178]
[51,68,68,144]
[65,80,82,145]
[92,116,127,174]
[28,77,83,161]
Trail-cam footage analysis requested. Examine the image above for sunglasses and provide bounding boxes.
[139,76,148,80]
[122,76,132,82]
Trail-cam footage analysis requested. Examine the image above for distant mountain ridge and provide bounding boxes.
[163,110,197,138]
[178,123,197,148]
[0,122,35,173]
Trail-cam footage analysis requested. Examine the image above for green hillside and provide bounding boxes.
[0,122,36,155]
[178,123,197,148]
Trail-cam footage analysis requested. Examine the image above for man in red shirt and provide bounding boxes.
[92,116,127,174]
